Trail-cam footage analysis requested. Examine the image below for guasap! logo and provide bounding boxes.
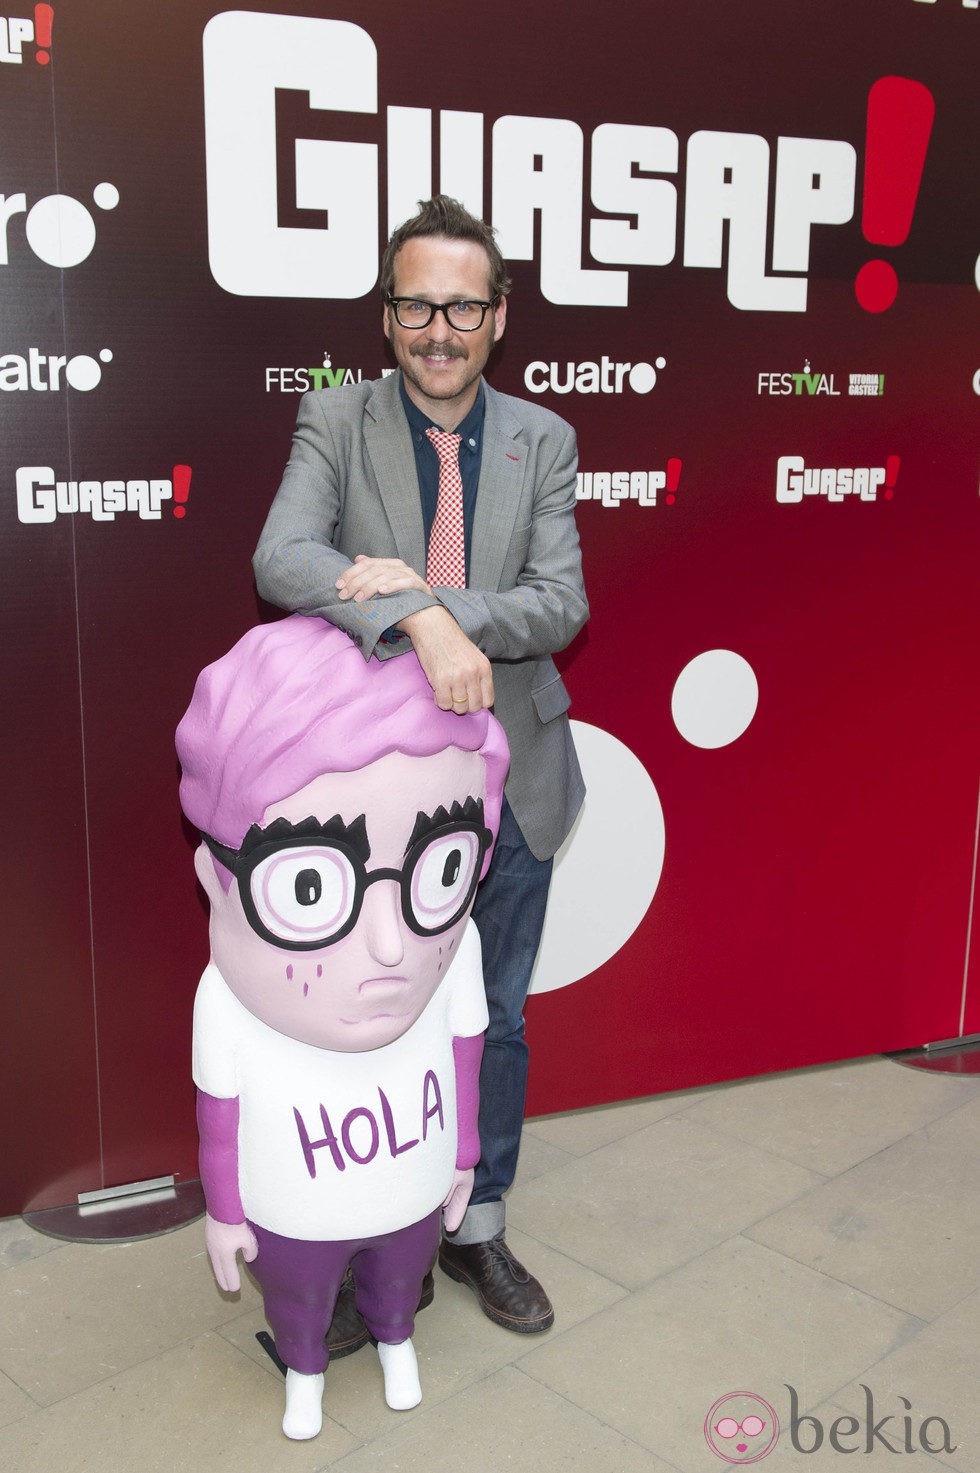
[16,464,192,524]
[776,454,900,503]
[525,357,666,395]
[577,459,682,508]
[0,346,112,392]
[0,5,53,64]
[202,12,936,312]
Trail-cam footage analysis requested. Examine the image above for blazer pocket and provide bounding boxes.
[531,670,572,724]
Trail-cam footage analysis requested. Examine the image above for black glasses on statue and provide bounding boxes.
[203,806,491,951]
[386,296,499,331]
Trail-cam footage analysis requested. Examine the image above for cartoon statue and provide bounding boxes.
[175,615,508,1438]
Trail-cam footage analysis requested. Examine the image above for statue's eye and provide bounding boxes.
[408,828,482,931]
[250,846,356,944]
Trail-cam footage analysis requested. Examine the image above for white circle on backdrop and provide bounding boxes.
[671,650,759,749]
[628,361,657,393]
[93,182,120,210]
[64,354,102,391]
[25,195,96,267]
[529,721,665,994]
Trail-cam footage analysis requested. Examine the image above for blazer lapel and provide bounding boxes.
[470,383,526,592]
[364,374,427,570]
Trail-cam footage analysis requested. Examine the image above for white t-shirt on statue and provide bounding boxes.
[193,920,487,1241]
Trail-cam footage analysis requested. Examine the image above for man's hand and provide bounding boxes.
[204,1214,258,1293]
[397,606,494,712]
[336,555,431,602]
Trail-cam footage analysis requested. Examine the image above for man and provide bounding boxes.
[253,195,588,1335]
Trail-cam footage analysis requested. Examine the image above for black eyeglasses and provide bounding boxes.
[203,814,491,952]
[386,296,498,331]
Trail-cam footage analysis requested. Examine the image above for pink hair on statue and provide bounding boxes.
[176,616,508,858]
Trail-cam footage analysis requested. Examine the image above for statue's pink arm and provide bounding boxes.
[443,1032,484,1231]
[196,1090,258,1292]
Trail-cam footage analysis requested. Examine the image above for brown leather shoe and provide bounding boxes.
[438,1235,554,1333]
[327,1268,435,1359]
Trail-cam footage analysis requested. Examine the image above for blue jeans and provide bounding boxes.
[454,797,553,1245]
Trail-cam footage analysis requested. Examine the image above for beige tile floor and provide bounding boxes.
[0,1054,976,1472]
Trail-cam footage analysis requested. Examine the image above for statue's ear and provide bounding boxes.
[194,842,228,906]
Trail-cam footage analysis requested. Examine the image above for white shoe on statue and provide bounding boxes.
[282,1368,324,1439]
[377,1339,422,1410]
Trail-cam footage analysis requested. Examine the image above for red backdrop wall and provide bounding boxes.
[2,0,977,1213]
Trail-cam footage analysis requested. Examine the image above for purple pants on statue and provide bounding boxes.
[248,1208,442,1375]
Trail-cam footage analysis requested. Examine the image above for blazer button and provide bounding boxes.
[353,634,362,648]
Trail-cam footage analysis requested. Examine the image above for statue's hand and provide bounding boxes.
[204,1213,258,1292]
[442,1168,475,1233]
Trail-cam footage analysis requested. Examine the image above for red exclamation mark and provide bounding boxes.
[173,464,192,519]
[665,457,682,506]
[34,4,53,64]
[855,77,935,313]
[883,455,900,501]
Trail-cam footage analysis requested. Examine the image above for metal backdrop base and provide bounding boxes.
[888,1035,980,1076]
[23,1178,206,1244]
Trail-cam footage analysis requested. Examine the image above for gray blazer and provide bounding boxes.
[253,371,588,860]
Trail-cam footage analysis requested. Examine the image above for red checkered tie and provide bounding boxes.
[425,428,466,588]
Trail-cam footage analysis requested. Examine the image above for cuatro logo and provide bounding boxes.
[705,1392,780,1464]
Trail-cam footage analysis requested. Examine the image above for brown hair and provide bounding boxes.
[380,195,512,301]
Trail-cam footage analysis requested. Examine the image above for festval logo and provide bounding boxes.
[705,1391,780,1464]
[264,351,365,393]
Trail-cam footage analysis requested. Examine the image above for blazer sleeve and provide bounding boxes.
[434,420,589,661]
[252,392,436,658]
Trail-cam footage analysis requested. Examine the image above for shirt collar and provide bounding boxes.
[398,374,485,457]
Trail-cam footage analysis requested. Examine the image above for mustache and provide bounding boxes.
[409,340,466,359]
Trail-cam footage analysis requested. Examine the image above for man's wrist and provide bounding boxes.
[396,604,453,638]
